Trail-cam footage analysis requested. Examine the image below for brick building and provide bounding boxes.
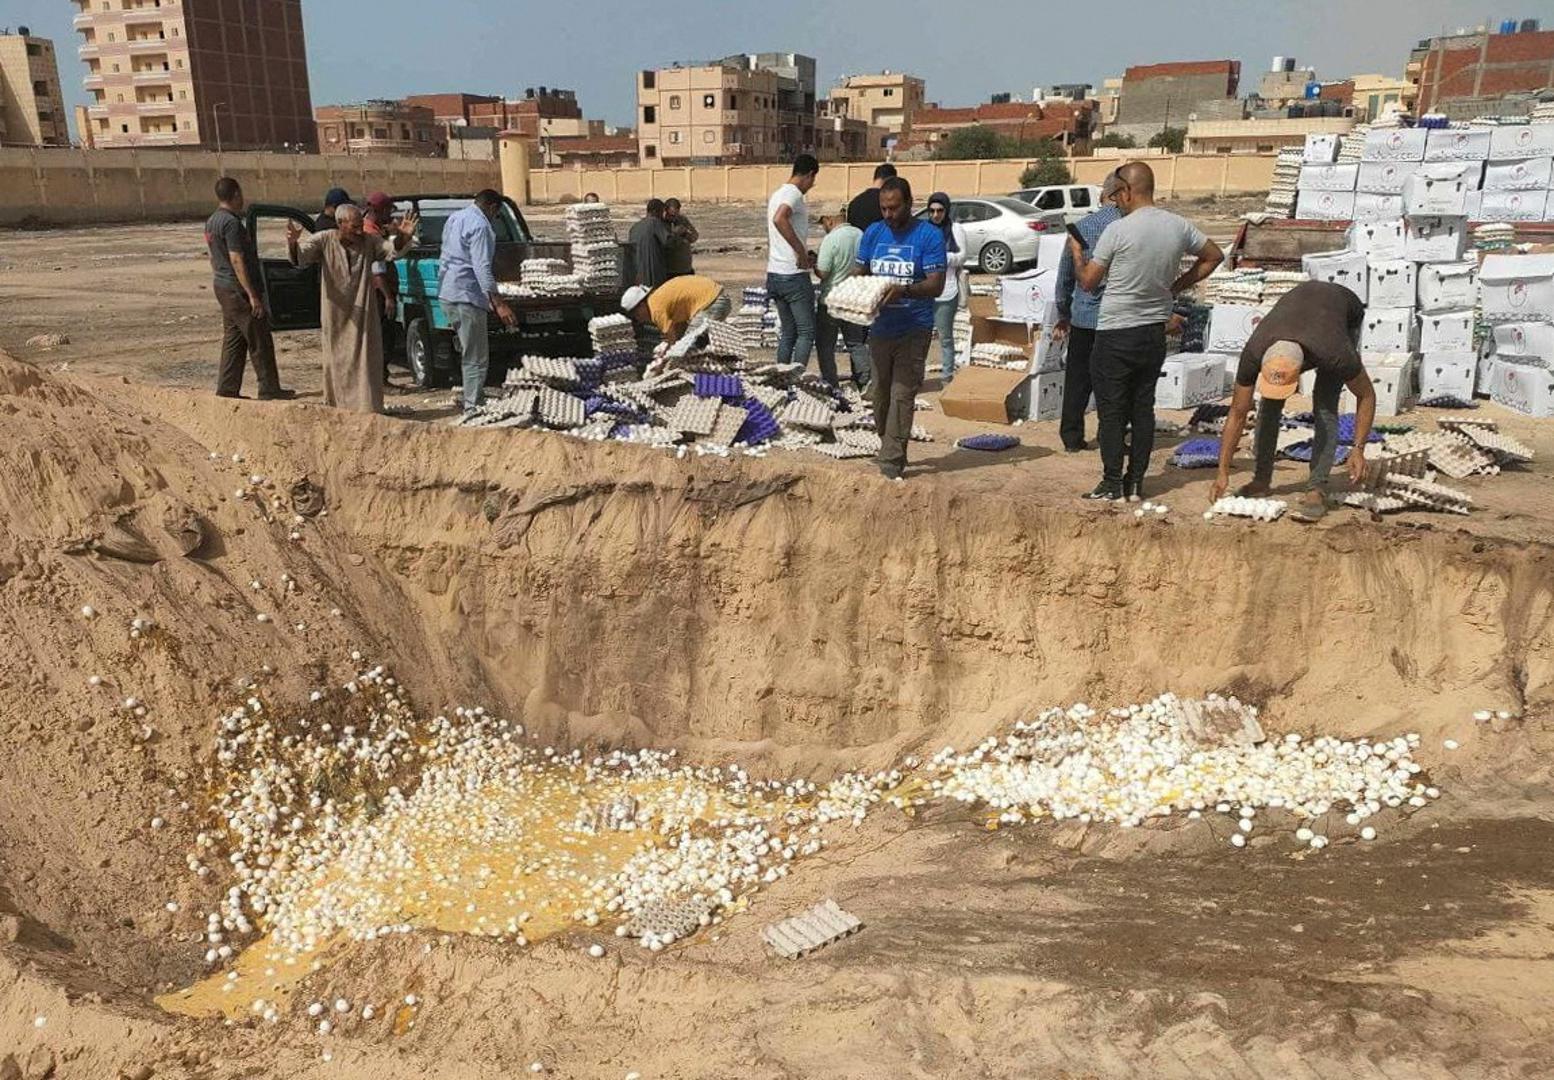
[547,134,638,170]
[0,28,68,146]
[315,101,444,157]
[1111,60,1241,145]
[903,100,1094,154]
[405,88,590,163]
[1410,28,1554,117]
[73,0,314,151]
[637,54,817,166]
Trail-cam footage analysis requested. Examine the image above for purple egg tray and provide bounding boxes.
[737,400,781,445]
[694,373,745,400]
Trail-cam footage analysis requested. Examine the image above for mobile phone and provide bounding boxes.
[1065,224,1087,249]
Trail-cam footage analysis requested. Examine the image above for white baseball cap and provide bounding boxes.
[621,285,651,313]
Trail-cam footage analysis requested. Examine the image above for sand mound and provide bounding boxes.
[2,349,1552,1078]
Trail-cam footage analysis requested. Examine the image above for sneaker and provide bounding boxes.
[1084,481,1123,501]
[259,388,298,401]
[1123,479,1144,504]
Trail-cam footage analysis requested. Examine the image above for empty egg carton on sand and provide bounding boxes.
[1384,474,1472,515]
[1345,492,1413,514]
[781,396,836,432]
[763,898,863,959]
[809,441,874,460]
[1174,695,1265,749]
[624,894,715,942]
[836,427,883,453]
[1458,425,1533,465]
[665,395,723,436]
[536,388,586,429]
[1362,446,1431,486]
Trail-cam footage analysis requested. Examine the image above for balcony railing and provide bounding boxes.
[132,69,173,81]
[83,73,104,88]
[78,43,99,57]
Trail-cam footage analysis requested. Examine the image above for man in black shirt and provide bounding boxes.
[627,199,671,289]
[847,163,895,232]
[205,177,293,400]
[1211,281,1376,521]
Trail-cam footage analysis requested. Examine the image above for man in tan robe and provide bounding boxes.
[286,204,418,412]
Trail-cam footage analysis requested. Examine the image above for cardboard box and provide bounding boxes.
[1156,354,1225,409]
[1490,359,1554,418]
[1303,133,1341,164]
[1489,123,1554,159]
[1302,249,1369,302]
[1361,308,1417,353]
[1417,309,1475,353]
[1403,215,1468,263]
[972,315,1036,351]
[940,365,1031,425]
[1490,321,1554,360]
[1356,160,1421,194]
[1423,126,1493,162]
[1297,163,1360,191]
[998,268,1058,324]
[1480,189,1548,223]
[1367,260,1417,309]
[1362,127,1428,162]
[1295,189,1356,221]
[1028,369,1065,422]
[1206,304,1266,353]
[1480,254,1554,323]
[1482,157,1553,191]
[1353,355,1416,417]
[1352,193,1405,222]
[1418,352,1476,400]
[1349,218,1407,259]
[1416,260,1478,313]
[967,294,1000,319]
[1402,164,1473,216]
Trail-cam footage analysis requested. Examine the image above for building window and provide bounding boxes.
[728,94,737,109]
[884,88,894,97]
[374,127,387,139]
[669,95,682,110]
[645,144,657,159]
[668,131,680,144]
[703,94,715,108]
[643,105,656,124]
[641,70,656,90]
[121,123,129,133]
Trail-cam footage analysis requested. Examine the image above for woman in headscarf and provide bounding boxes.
[926,192,969,384]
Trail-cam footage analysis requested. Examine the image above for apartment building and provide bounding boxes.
[0,28,69,146]
[73,0,314,151]
[637,54,817,167]
[1112,60,1242,144]
[826,71,924,135]
[315,101,445,157]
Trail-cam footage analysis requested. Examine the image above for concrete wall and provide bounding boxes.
[0,146,499,226]
[525,154,1276,204]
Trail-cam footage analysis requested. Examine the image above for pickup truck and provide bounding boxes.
[247,194,630,388]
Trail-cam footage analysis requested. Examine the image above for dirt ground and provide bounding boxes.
[1,201,1553,1080]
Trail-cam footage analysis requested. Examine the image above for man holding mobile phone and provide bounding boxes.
[1052,171,1125,453]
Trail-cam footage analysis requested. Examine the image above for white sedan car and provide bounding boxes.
[918,196,1064,274]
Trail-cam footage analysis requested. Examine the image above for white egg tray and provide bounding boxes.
[536,388,585,429]
[522,355,582,387]
[1207,497,1288,521]
[708,406,747,447]
[763,899,862,959]
[624,894,715,941]
[665,396,722,437]
[1384,474,1472,515]
[824,277,897,326]
[781,397,836,432]
[809,441,873,460]
[1459,426,1533,464]
[1345,492,1412,514]
[835,427,883,453]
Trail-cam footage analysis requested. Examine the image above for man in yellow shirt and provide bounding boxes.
[621,276,731,346]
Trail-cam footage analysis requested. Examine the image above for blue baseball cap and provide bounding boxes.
[324,187,352,208]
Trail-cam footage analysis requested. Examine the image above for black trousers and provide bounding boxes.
[1060,325,1096,451]
[1092,322,1167,486]
[215,285,281,397]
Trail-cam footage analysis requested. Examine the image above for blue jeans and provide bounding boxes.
[815,304,871,389]
[933,298,958,381]
[446,301,490,413]
[767,272,816,368]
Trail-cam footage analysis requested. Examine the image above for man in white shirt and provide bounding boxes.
[766,154,821,368]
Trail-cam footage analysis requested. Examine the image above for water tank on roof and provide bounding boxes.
[1499,19,1517,33]
[1272,55,1286,72]
[1304,81,1321,99]
[1522,18,1540,31]
[18,24,30,35]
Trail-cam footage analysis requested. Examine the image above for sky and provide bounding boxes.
[5,0,1525,138]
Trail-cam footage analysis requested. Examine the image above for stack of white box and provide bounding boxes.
[1265,147,1303,218]
[1481,253,1554,417]
[1481,122,1554,224]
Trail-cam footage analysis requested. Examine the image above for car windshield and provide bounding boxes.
[394,198,529,246]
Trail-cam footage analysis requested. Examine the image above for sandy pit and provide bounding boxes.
[2,205,1554,1079]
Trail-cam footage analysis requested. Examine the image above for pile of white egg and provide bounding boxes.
[1206,496,1287,522]
[823,276,897,326]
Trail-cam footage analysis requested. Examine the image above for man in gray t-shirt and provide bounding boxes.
[1069,162,1222,501]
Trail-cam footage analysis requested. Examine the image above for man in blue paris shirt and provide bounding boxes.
[855,176,947,481]
[1053,170,1124,452]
